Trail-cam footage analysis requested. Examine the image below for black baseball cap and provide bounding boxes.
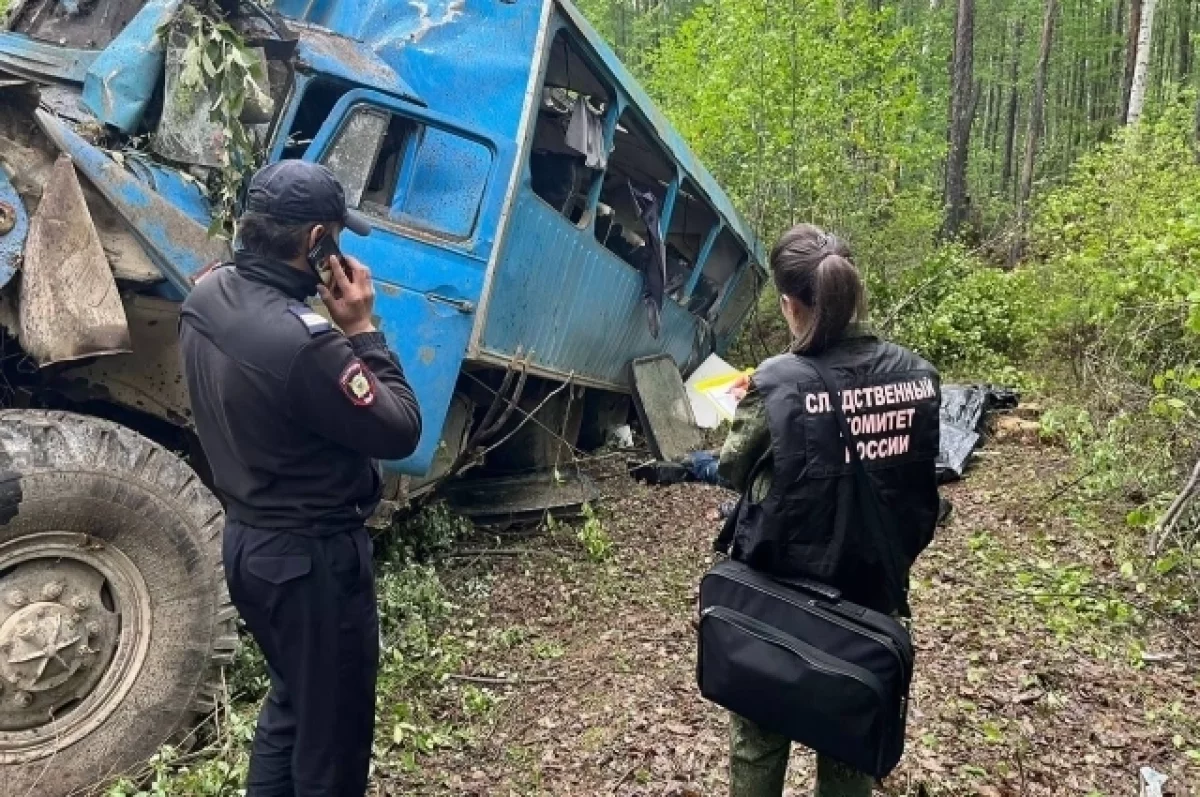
[245,160,371,236]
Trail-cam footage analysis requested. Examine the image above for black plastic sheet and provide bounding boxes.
[936,384,1019,483]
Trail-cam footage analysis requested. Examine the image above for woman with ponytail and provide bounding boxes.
[715,224,941,796]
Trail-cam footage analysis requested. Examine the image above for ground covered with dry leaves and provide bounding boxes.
[373,439,1200,797]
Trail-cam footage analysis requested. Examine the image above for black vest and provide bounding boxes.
[727,336,940,614]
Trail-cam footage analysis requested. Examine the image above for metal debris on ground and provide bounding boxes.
[441,470,600,528]
[630,354,702,463]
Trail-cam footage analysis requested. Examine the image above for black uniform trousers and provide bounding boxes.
[223,520,380,797]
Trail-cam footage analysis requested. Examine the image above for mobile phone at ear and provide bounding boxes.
[306,232,342,286]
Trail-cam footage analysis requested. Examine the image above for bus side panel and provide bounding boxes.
[478,187,705,388]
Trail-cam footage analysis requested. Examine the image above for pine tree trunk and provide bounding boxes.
[942,0,975,240]
[1127,0,1159,124]
[1002,19,1024,193]
[1120,0,1144,123]
[1010,0,1058,268]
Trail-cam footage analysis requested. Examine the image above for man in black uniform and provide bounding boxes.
[179,160,422,797]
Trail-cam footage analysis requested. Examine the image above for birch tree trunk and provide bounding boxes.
[1127,0,1159,124]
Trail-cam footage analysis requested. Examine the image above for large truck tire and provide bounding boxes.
[0,411,236,796]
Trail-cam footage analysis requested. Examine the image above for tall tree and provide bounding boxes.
[1002,19,1025,194]
[1011,0,1059,267]
[1120,0,1144,123]
[1127,0,1159,124]
[1178,0,1193,81]
[943,0,976,239]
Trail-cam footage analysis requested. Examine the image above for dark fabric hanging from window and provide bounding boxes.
[629,182,666,338]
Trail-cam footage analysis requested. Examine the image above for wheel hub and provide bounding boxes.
[0,556,120,733]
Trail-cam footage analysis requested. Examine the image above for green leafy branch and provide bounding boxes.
[174,3,270,236]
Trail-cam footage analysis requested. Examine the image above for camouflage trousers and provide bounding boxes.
[728,713,873,797]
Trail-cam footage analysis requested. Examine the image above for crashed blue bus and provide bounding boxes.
[0,0,764,791]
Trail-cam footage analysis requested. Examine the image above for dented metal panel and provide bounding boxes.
[55,295,193,426]
[273,0,534,143]
[35,109,229,294]
[291,23,421,104]
[19,155,132,366]
[0,32,96,82]
[81,0,181,133]
[479,190,707,390]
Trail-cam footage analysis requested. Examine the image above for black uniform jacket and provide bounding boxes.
[180,253,422,534]
[717,327,940,614]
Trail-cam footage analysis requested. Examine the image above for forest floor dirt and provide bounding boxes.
[376,437,1200,797]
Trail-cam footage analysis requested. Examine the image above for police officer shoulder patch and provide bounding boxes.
[287,304,333,336]
[340,360,376,406]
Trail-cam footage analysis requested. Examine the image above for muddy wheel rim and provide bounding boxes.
[0,532,152,764]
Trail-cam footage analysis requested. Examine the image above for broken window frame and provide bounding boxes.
[528,28,615,229]
[310,97,496,244]
[662,177,723,310]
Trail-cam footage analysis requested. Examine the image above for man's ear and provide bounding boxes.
[307,224,326,251]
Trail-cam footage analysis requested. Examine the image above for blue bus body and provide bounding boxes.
[0,0,765,477]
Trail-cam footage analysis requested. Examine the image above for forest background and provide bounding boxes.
[80,0,1200,792]
[579,0,1200,552]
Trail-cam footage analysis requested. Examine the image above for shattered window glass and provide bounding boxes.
[321,103,491,241]
[320,107,390,209]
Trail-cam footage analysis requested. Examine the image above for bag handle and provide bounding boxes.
[773,575,842,602]
[804,357,908,613]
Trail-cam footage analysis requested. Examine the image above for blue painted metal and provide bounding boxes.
[0,171,29,292]
[274,0,539,145]
[464,4,764,390]
[125,156,214,228]
[0,32,96,83]
[34,110,230,295]
[480,191,707,387]
[4,0,765,478]
[291,23,422,104]
[683,222,722,300]
[267,72,315,162]
[303,89,513,475]
[82,0,181,132]
[659,176,679,239]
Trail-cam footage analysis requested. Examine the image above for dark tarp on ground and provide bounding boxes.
[936,384,1019,483]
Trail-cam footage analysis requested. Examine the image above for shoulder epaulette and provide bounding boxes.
[287,304,334,336]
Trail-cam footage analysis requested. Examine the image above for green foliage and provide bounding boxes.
[392,501,474,563]
[173,3,269,236]
[1030,106,1200,391]
[1013,560,1141,642]
[576,503,614,562]
[644,0,942,249]
[1024,107,1200,527]
[885,245,1044,381]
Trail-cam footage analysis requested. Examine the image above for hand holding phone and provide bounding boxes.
[318,255,376,336]
[307,232,343,288]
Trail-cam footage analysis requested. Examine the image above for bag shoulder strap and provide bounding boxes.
[803,356,908,611]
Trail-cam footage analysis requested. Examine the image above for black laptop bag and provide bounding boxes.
[697,358,915,779]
